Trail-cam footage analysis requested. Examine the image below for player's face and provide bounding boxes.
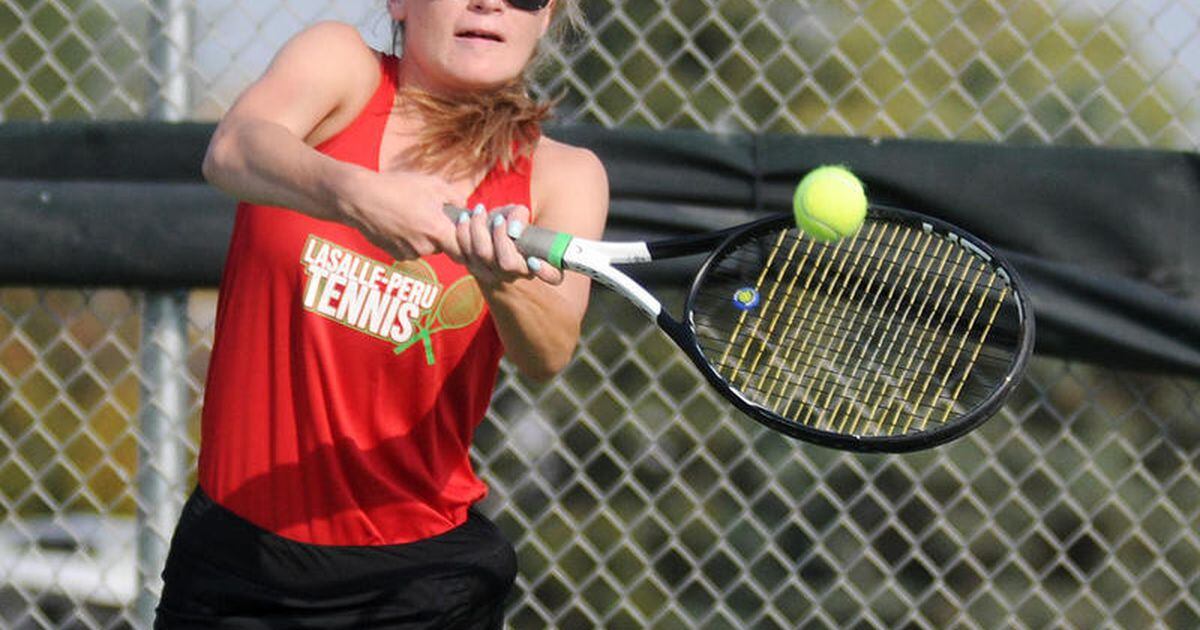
[389,0,553,93]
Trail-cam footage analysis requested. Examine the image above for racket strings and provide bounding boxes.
[692,221,1016,438]
[880,251,992,434]
[850,242,1001,431]
[814,228,951,436]
[800,230,1000,432]
[701,241,1009,287]
[718,230,803,377]
[788,225,948,436]
[733,239,827,387]
[692,331,1012,419]
[693,294,1012,346]
[763,223,899,426]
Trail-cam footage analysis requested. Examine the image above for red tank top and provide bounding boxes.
[199,53,531,545]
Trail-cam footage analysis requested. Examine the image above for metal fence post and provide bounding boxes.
[135,1,192,627]
[134,290,190,625]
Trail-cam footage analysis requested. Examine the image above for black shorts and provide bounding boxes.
[155,487,517,629]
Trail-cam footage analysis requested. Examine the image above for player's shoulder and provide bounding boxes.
[273,21,379,81]
[531,135,609,232]
[533,135,606,182]
[290,20,373,52]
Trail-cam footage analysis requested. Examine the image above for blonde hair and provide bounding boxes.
[390,1,583,178]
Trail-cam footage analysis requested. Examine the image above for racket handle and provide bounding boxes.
[442,204,572,269]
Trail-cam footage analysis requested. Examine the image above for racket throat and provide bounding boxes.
[589,264,663,319]
[558,244,663,319]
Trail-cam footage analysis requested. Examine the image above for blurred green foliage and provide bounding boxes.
[536,0,1189,146]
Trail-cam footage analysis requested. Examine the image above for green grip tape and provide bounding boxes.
[547,232,573,269]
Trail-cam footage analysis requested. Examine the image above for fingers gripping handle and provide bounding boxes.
[509,222,573,269]
[442,204,573,269]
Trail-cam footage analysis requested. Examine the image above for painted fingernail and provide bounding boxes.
[472,203,485,216]
[457,211,470,224]
[526,256,543,272]
[507,220,525,239]
[491,215,505,229]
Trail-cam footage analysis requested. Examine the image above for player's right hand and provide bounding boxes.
[337,169,464,262]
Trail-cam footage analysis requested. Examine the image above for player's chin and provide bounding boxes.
[442,60,528,90]
[458,75,522,93]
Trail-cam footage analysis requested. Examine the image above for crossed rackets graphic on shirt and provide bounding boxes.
[389,261,485,364]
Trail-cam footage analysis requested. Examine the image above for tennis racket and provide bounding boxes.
[447,203,1034,452]
[393,274,486,363]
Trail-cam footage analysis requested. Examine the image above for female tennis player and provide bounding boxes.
[155,0,606,627]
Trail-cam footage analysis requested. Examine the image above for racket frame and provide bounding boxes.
[675,206,1033,451]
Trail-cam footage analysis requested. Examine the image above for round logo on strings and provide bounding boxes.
[732,287,760,310]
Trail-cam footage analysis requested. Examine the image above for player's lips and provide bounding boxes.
[455,28,505,44]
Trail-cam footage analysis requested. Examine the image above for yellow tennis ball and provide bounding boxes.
[793,165,868,241]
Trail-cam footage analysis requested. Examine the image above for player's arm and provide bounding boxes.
[465,141,609,381]
[202,22,374,218]
[202,22,459,259]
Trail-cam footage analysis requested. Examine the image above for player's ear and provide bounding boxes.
[537,0,554,36]
[387,0,406,22]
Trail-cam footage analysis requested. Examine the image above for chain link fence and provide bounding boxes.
[2,1,1199,628]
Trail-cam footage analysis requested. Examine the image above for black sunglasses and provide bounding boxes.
[506,0,550,11]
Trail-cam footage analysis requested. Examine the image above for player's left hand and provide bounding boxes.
[454,203,565,287]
